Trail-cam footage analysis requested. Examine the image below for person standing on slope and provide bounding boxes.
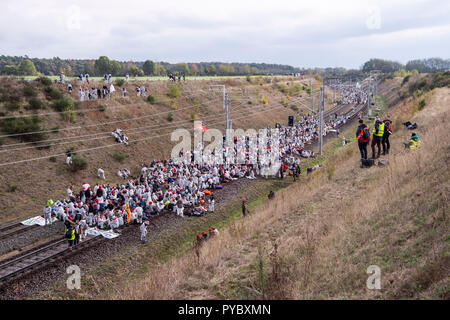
[382,115,393,155]
[356,119,370,160]
[371,116,384,159]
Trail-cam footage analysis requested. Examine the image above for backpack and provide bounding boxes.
[362,126,370,141]
[361,159,374,167]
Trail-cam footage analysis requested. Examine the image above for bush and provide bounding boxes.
[260,96,268,104]
[6,102,21,111]
[290,105,299,112]
[418,99,426,110]
[112,151,129,163]
[98,105,106,112]
[167,112,174,121]
[45,87,64,100]
[27,97,45,110]
[1,92,21,103]
[51,96,75,112]
[23,85,37,97]
[36,76,52,86]
[327,166,335,180]
[49,156,57,162]
[147,95,156,104]
[1,116,44,142]
[190,110,198,121]
[70,155,88,172]
[167,84,181,98]
[115,79,125,87]
[246,75,252,82]
[402,75,410,86]
[7,185,18,193]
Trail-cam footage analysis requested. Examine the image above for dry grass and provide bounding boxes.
[111,86,449,300]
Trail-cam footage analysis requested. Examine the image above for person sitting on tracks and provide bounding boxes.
[43,201,53,226]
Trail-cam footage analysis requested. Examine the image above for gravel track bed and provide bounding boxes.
[0,177,259,300]
[0,222,65,257]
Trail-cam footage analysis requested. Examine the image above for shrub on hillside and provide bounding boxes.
[260,95,268,104]
[418,99,426,110]
[115,79,125,87]
[402,75,410,86]
[167,84,181,98]
[167,112,174,121]
[290,105,299,112]
[112,151,129,163]
[45,87,64,100]
[23,85,37,97]
[6,102,20,111]
[27,97,45,110]
[98,105,106,112]
[147,95,156,104]
[1,116,44,142]
[69,155,88,172]
[190,110,198,121]
[36,76,52,86]
[51,96,75,112]
[1,91,21,103]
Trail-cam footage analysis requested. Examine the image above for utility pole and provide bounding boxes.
[333,79,336,104]
[210,84,230,142]
[319,86,324,155]
[311,78,314,114]
[375,74,378,106]
[369,70,381,107]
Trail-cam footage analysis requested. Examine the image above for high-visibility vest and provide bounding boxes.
[373,122,384,137]
[67,228,75,240]
[409,139,420,149]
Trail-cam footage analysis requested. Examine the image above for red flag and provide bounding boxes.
[194,123,208,133]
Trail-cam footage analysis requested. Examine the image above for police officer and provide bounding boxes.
[371,116,384,159]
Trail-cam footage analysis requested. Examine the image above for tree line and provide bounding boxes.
[1,55,447,77]
[361,58,450,74]
[0,55,302,77]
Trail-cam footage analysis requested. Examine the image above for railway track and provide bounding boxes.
[0,221,39,240]
[0,235,103,285]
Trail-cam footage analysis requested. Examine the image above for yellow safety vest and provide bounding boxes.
[409,139,420,149]
[372,122,384,137]
[67,228,75,240]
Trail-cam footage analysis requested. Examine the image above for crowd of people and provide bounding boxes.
[42,83,366,249]
[329,83,369,105]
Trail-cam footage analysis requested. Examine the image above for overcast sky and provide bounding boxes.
[0,0,449,69]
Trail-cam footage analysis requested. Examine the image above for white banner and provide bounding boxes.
[85,227,120,239]
[21,216,57,226]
